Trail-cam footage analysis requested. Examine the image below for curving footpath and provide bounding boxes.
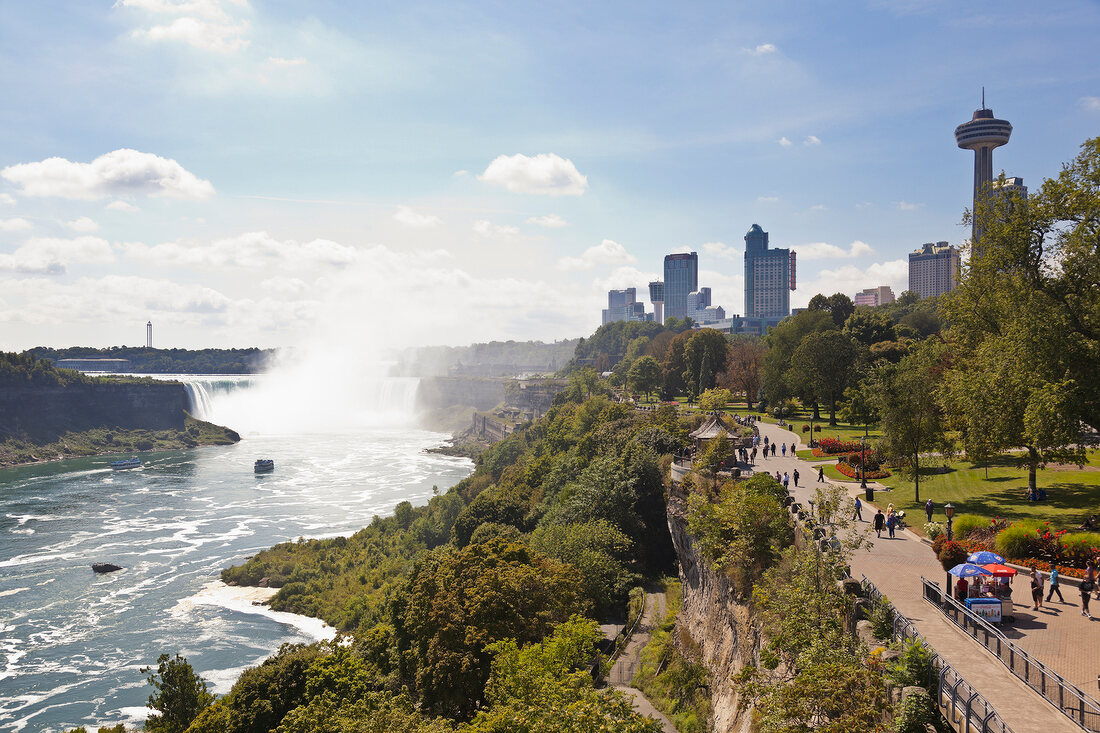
[750,419,1084,733]
[610,591,678,732]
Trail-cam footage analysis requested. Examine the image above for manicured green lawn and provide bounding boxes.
[797,449,835,463]
[872,453,1100,530]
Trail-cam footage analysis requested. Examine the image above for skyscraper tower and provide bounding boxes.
[146,321,152,348]
[663,253,698,323]
[955,91,1012,242]
[648,281,664,325]
[743,224,794,322]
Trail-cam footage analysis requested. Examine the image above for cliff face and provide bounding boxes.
[667,487,758,733]
[0,381,187,442]
[416,377,507,412]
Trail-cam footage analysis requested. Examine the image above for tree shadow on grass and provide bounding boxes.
[950,481,1100,524]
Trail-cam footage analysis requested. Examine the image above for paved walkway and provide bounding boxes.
[610,591,677,732]
[748,419,1085,733]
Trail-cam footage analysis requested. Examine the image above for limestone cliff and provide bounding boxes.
[666,486,759,733]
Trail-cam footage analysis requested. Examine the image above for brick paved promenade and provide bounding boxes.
[752,419,1088,733]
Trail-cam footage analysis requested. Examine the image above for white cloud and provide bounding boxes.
[260,276,310,296]
[0,194,15,205]
[392,206,441,229]
[472,219,520,237]
[107,200,139,212]
[809,204,827,211]
[803,135,821,146]
[896,200,923,211]
[452,170,469,178]
[793,259,908,308]
[702,241,737,260]
[2,149,215,201]
[268,56,306,67]
[117,0,251,53]
[66,216,99,232]
[745,43,777,56]
[119,231,358,270]
[756,196,779,203]
[795,240,874,260]
[593,266,660,293]
[526,214,568,228]
[0,236,114,274]
[778,137,793,147]
[1080,96,1100,111]
[479,153,588,196]
[0,217,32,232]
[557,239,637,271]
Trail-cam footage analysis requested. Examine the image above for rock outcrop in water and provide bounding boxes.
[91,563,123,573]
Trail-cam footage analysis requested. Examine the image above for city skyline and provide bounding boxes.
[1,1,1098,350]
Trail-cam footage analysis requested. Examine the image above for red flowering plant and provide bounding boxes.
[937,540,969,571]
[1034,524,1069,563]
[835,461,891,480]
[811,437,865,457]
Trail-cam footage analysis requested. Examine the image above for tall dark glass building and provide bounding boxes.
[743,224,795,321]
[662,253,698,323]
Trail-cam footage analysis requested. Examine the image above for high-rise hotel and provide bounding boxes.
[662,252,699,322]
[743,224,795,326]
[908,242,959,299]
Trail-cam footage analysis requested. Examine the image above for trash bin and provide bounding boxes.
[865,486,874,501]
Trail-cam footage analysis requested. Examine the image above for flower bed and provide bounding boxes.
[834,461,891,480]
[817,437,864,455]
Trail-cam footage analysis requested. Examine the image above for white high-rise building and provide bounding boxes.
[908,242,959,299]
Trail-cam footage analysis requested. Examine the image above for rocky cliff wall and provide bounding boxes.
[667,486,759,733]
[416,377,507,412]
[0,381,187,442]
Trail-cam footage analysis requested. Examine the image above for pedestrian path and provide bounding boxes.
[610,591,677,733]
[749,419,1085,733]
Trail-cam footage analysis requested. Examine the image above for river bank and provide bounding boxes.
[0,415,240,469]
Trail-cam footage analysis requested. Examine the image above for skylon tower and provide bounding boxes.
[955,90,1012,242]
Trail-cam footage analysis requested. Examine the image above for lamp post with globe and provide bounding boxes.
[945,503,956,541]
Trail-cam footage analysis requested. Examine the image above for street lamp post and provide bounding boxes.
[860,436,868,490]
[809,415,815,448]
[945,502,956,541]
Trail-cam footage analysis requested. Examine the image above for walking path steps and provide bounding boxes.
[610,591,677,733]
[751,418,1085,733]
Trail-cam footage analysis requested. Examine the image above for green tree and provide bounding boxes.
[838,381,878,437]
[843,310,896,347]
[529,520,640,616]
[626,355,662,401]
[141,654,214,733]
[694,430,734,479]
[876,344,951,502]
[761,309,834,409]
[789,331,860,425]
[808,292,856,327]
[696,387,733,414]
[682,329,730,400]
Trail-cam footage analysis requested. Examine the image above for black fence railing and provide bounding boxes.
[861,575,1013,733]
[922,577,1100,731]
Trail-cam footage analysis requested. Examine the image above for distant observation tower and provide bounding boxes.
[955,89,1012,242]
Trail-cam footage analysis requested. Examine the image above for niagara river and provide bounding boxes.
[0,376,473,732]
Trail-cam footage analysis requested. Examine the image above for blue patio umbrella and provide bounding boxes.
[967,551,1005,565]
[949,563,994,578]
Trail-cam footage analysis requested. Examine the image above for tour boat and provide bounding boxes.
[109,458,142,470]
[254,459,275,473]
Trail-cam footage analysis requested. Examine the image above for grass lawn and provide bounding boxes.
[797,449,835,463]
[871,452,1100,530]
[823,464,860,483]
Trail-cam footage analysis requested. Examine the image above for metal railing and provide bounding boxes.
[922,577,1100,731]
[861,575,1013,733]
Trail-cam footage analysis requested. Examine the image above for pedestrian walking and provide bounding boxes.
[793,469,800,487]
[764,435,769,446]
[886,512,897,539]
[817,466,825,483]
[925,498,934,524]
[781,443,787,457]
[1047,567,1065,603]
[790,442,796,455]
[852,496,863,521]
[1030,569,1044,610]
[771,443,777,457]
[775,471,781,482]
[873,509,885,538]
[782,472,790,490]
[751,447,757,463]
[1082,561,1096,618]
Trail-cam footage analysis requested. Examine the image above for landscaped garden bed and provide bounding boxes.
[927,515,1100,579]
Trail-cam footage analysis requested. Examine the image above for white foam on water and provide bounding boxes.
[176,580,336,642]
[0,587,30,598]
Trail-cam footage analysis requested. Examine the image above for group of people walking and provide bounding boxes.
[1031,562,1098,618]
[869,503,902,539]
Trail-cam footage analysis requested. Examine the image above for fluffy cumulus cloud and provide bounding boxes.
[0,217,32,232]
[392,206,441,229]
[795,240,874,260]
[2,149,214,201]
[116,0,251,53]
[593,266,659,293]
[778,137,793,147]
[472,219,519,237]
[526,214,568,228]
[896,200,923,211]
[702,241,737,260]
[793,259,908,308]
[66,216,99,232]
[479,153,588,196]
[556,239,637,271]
[119,231,358,269]
[0,236,114,274]
[803,135,821,146]
[107,200,139,212]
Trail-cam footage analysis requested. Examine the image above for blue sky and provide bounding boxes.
[1,0,1098,350]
